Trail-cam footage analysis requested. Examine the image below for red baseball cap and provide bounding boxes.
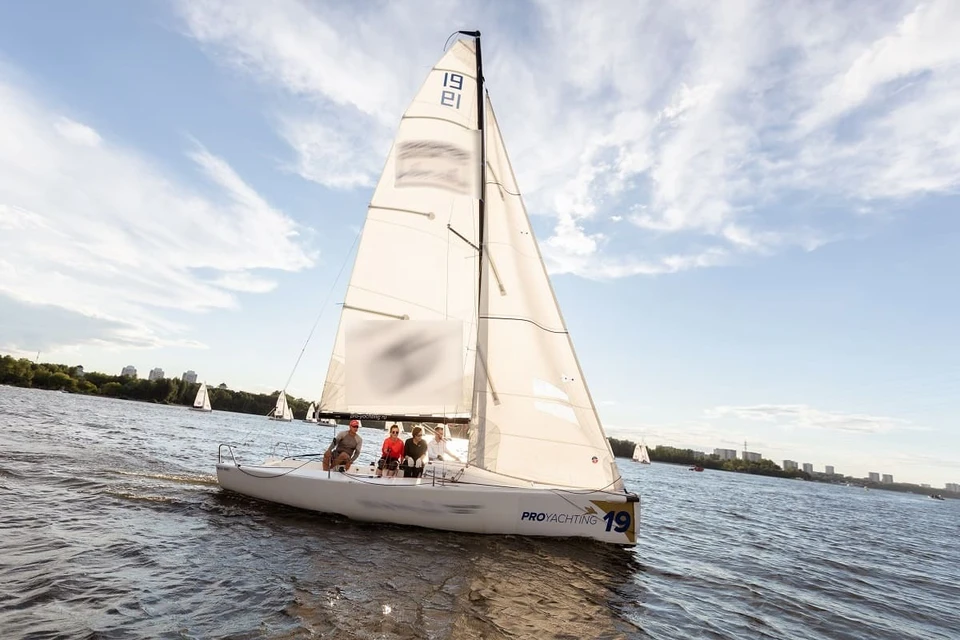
[349,420,360,427]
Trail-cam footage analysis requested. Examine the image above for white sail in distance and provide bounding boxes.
[193,382,211,411]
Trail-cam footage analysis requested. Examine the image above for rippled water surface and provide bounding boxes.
[1,386,958,639]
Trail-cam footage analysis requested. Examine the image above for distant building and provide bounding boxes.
[121,365,137,378]
[182,370,198,384]
[742,451,761,462]
[148,367,165,381]
[714,448,738,460]
[921,484,930,488]
[783,460,798,471]
[882,474,893,484]
[217,383,228,390]
[802,463,813,474]
[825,465,835,475]
[868,472,880,482]
[946,483,960,493]
[74,365,85,378]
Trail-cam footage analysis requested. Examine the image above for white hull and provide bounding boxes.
[269,416,293,422]
[216,455,638,546]
[190,406,213,413]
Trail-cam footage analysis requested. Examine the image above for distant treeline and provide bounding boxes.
[607,437,810,480]
[0,356,314,418]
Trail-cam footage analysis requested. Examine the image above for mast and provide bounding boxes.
[458,30,485,307]
[458,30,488,462]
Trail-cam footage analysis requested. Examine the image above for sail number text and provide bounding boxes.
[603,510,632,533]
[441,72,463,109]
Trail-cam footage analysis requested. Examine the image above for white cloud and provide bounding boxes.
[798,0,960,133]
[0,75,314,351]
[277,115,386,189]
[706,404,913,434]
[176,0,960,278]
[209,272,277,293]
[53,117,102,147]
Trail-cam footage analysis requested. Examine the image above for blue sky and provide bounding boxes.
[0,0,957,487]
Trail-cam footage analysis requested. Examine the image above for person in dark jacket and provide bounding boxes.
[402,426,428,478]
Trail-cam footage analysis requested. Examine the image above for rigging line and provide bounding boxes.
[479,315,569,335]
[442,30,461,51]
[280,226,363,394]
[486,180,521,196]
[233,456,625,494]
[236,227,362,447]
[234,458,314,479]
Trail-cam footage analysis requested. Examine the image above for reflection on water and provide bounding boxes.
[1,386,958,639]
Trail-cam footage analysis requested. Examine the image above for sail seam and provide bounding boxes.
[433,66,477,81]
[483,391,594,411]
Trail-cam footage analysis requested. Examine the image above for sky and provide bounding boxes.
[0,0,957,487]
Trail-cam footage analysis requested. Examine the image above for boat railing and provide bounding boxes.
[269,441,300,459]
[218,443,239,465]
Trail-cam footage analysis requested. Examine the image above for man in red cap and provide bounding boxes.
[322,419,364,471]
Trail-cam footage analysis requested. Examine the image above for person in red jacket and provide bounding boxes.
[377,424,405,477]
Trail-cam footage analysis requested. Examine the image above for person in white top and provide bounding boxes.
[427,426,462,462]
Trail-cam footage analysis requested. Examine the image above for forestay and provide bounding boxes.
[469,96,621,491]
[319,39,481,419]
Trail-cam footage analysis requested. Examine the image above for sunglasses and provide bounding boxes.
[390,430,399,434]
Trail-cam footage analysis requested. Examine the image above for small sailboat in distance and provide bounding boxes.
[304,402,318,423]
[270,391,293,421]
[191,382,212,412]
[632,442,651,464]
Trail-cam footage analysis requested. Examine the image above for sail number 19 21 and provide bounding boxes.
[603,510,632,533]
[440,72,463,109]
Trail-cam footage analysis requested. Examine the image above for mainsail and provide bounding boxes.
[305,402,317,421]
[318,39,481,421]
[193,382,211,411]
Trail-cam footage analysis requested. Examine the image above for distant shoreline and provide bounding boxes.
[614,454,956,499]
[0,355,315,419]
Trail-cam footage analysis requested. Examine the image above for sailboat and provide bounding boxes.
[632,443,651,465]
[303,401,318,423]
[191,382,212,412]
[269,391,294,421]
[216,31,639,545]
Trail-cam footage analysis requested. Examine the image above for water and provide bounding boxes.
[1,386,957,639]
